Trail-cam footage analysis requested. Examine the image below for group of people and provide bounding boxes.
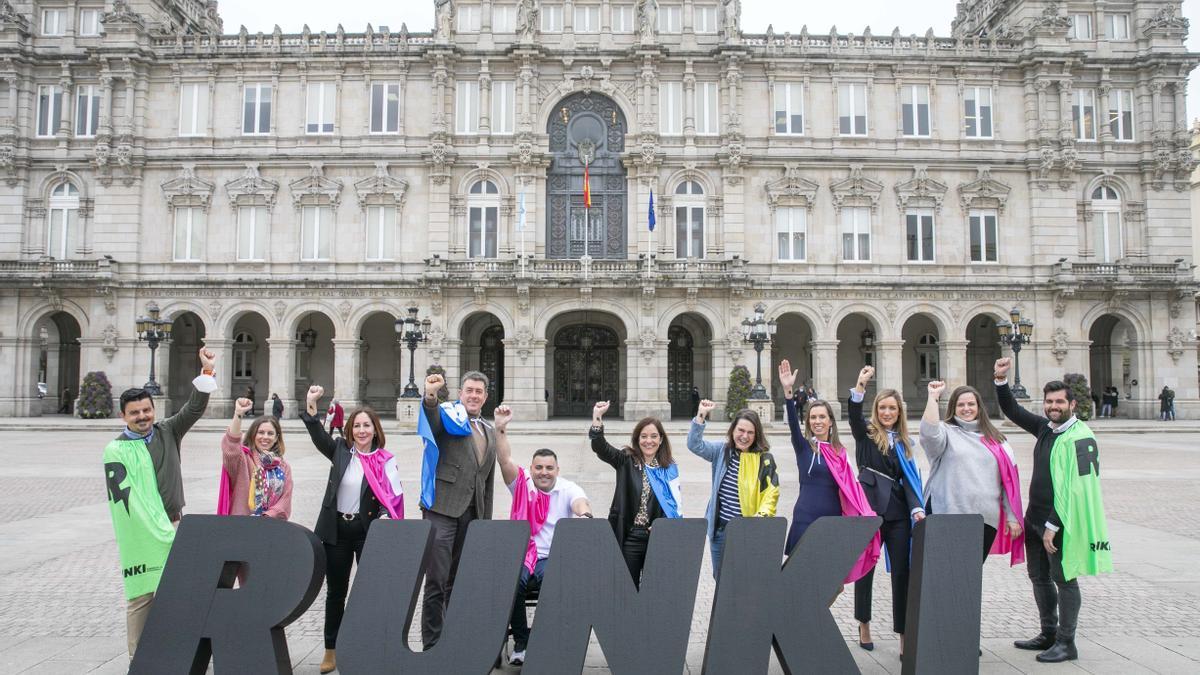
[104,349,1111,669]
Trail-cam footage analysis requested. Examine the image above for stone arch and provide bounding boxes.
[345,302,406,339]
[166,310,208,411]
[217,302,282,340]
[824,304,888,341]
[228,310,272,413]
[17,300,90,337]
[457,311,506,417]
[157,300,213,332]
[770,310,820,413]
[536,87,635,132]
[544,308,629,418]
[38,169,91,200]
[28,310,83,415]
[964,311,1005,415]
[899,312,944,409]
[357,310,404,414]
[445,303,517,341]
[457,168,513,197]
[663,311,715,418]
[533,299,638,343]
[1080,303,1150,342]
[894,304,954,341]
[1087,311,1145,409]
[835,311,884,401]
[1081,172,1136,202]
[282,302,348,340]
[654,301,723,336]
[953,303,1013,339]
[663,166,718,197]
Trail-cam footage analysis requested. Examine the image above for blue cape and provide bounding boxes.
[417,401,474,510]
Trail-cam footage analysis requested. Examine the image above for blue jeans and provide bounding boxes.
[510,558,546,651]
[710,522,727,580]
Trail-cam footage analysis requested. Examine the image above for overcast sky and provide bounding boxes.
[219,0,1200,122]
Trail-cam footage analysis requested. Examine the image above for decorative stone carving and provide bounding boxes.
[273,301,287,322]
[765,164,819,211]
[208,300,222,320]
[1144,5,1189,36]
[894,166,948,213]
[226,163,279,210]
[829,164,884,212]
[354,162,409,208]
[337,300,352,320]
[1051,327,1069,364]
[1167,327,1185,363]
[957,167,1012,213]
[818,301,834,324]
[161,164,216,211]
[0,1,32,33]
[102,325,119,361]
[289,162,343,210]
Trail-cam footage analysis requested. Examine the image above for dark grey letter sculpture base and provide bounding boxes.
[903,514,984,675]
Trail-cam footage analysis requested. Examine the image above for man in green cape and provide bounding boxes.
[994,358,1112,664]
[105,347,217,657]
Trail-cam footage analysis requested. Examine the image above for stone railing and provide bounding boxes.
[1056,260,1188,282]
[0,258,113,278]
[434,255,737,283]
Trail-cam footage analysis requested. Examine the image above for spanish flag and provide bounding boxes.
[583,165,593,209]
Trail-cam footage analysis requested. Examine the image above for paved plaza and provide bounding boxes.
[1,416,1198,673]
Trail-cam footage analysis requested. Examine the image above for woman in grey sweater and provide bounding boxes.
[919,381,1022,561]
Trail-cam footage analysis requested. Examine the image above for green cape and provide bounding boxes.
[103,439,175,599]
[1051,422,1113,580]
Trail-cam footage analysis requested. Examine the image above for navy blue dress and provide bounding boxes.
[784,396,843,554]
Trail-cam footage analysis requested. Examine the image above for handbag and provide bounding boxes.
[857,466,894,516]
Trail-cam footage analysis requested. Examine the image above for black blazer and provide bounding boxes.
[847,395,922,523]
[590,426,666,547]
[301,412,385,545]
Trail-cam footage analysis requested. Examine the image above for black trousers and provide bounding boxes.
[1024,519,1081,641]
[621,526,651,588]
[853,518,912,634]
[323,516,368,649]
[421,505,478,649]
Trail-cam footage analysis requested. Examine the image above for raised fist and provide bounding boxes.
[927,381,946,399]
[307,385,325,403]
[425,373,445,395]
[858,365,875,386]
[234,397,253,417]
[199,347,216,370]
[494,404,513,430]
[994,357,1012,380]
[697,399,717,419]
[593,401,611,419]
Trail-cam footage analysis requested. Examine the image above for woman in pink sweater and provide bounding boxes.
[218,397,293,519]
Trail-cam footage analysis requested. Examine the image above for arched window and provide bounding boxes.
[47,182,79,259]
[1090,185,1122,263]
[233,332,256,379]
[917,333,940,381]
[674,180,705,259]
[468,179,499,258]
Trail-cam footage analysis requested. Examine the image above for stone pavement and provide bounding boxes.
[1,417,1198,673]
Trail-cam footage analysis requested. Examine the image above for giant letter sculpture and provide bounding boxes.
[523,518,707,675]
[902,514,984,675]
[336,519,528,674]
[702,516,881,674]
[129,515,324,674]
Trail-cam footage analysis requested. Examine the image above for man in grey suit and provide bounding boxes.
[421,370,497,649]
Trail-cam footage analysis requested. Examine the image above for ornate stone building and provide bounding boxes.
[1,0,1197,421]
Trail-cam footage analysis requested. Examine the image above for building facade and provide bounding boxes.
[0,0,1196,421]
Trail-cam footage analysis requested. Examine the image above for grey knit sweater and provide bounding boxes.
[918,419,1020,531]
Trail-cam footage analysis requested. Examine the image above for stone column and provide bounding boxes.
[267,337,297,418]
[812,339,840,417]
[504,332,548,421]
[332,338,362,409]
[941,339,968,389]
[877,339,905,396]
[203,337,234,417]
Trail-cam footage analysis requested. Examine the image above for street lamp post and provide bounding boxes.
[135,301,173,395]
[997,307,1034,399]
[741,302,777,399]
[396,307,431,399]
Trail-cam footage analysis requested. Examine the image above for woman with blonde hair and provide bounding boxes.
[217,396,293,519]
[779,360,880,581]
[847,366,924,654]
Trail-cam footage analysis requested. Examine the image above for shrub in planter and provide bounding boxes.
[78,371,113,419]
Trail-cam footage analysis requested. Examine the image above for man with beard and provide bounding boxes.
[994,358,1112,664]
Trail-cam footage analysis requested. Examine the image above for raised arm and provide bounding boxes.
[493,404,520,486]
[422,373,447,435]
[686,399,725,462]
[847,365,873,442]
[161,347,218,442]
[918,380,949,460]
[993,357,1050,436]
[300,384,338,461]
[221,397,253,474]
[589,401,624,467]
[778,359,814,466]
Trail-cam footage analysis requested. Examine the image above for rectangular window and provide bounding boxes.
[366,205,396,260]
[840,206,871,261]
[659,82,683,134]
[1108,88,1134,141]
[612,6,634,32]
[236,205,268,261]
[306,82,336,135]
[901,85,931,137]
[774,83,804,134]
[658,6,682,33]
[42,9,65,36]
[969,209,998,263]
[964,86,993,138]
[36,85,63,138]
[74,85,99,137]
[1093,210,1123,262]
[905,209,935,262]
[492,5,516,32]
[696,82,719,135]
[1072,89,1097,141]
[179,83,209,137]
[469,206,499,258]
[1069,14,1092,39]
[78,9,101,36]
[491,81,515,134]
[46,206,75,259]
[301,205,333,260]
[1105,13,1129,40]
[173,207,203,261]
[776,207,806,261]
[675,204,705,259]
[369,82,400,134]
[456,81,480,134]
[242,83,271,135]
[541,5,563,32]
[694,6,717,33]
[838,83,868,136]
[575,5,600,32]
[456,5,481,32]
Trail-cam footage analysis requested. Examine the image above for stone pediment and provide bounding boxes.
[160,164,215,210]
[829,164,884,211]
[225,163,279,209]
[765,164,819,210]
[894,165,948,213]
[354,162,409,208]
[957,167,1012,213]
[289,162,343,209]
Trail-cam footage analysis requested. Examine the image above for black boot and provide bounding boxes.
[1036,639,1078,663]
[1013,632,1056,651]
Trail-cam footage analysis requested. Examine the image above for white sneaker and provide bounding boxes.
[509,649,526,666]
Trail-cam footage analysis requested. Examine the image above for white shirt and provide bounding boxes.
[507,474,587,560]
[337,449,403,515]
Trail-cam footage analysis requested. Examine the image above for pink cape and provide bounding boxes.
[817,442,882,583]
[981,437,1025,566]
[509,467,550,573]
[216,445,250,516]
[358,448,404,520]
